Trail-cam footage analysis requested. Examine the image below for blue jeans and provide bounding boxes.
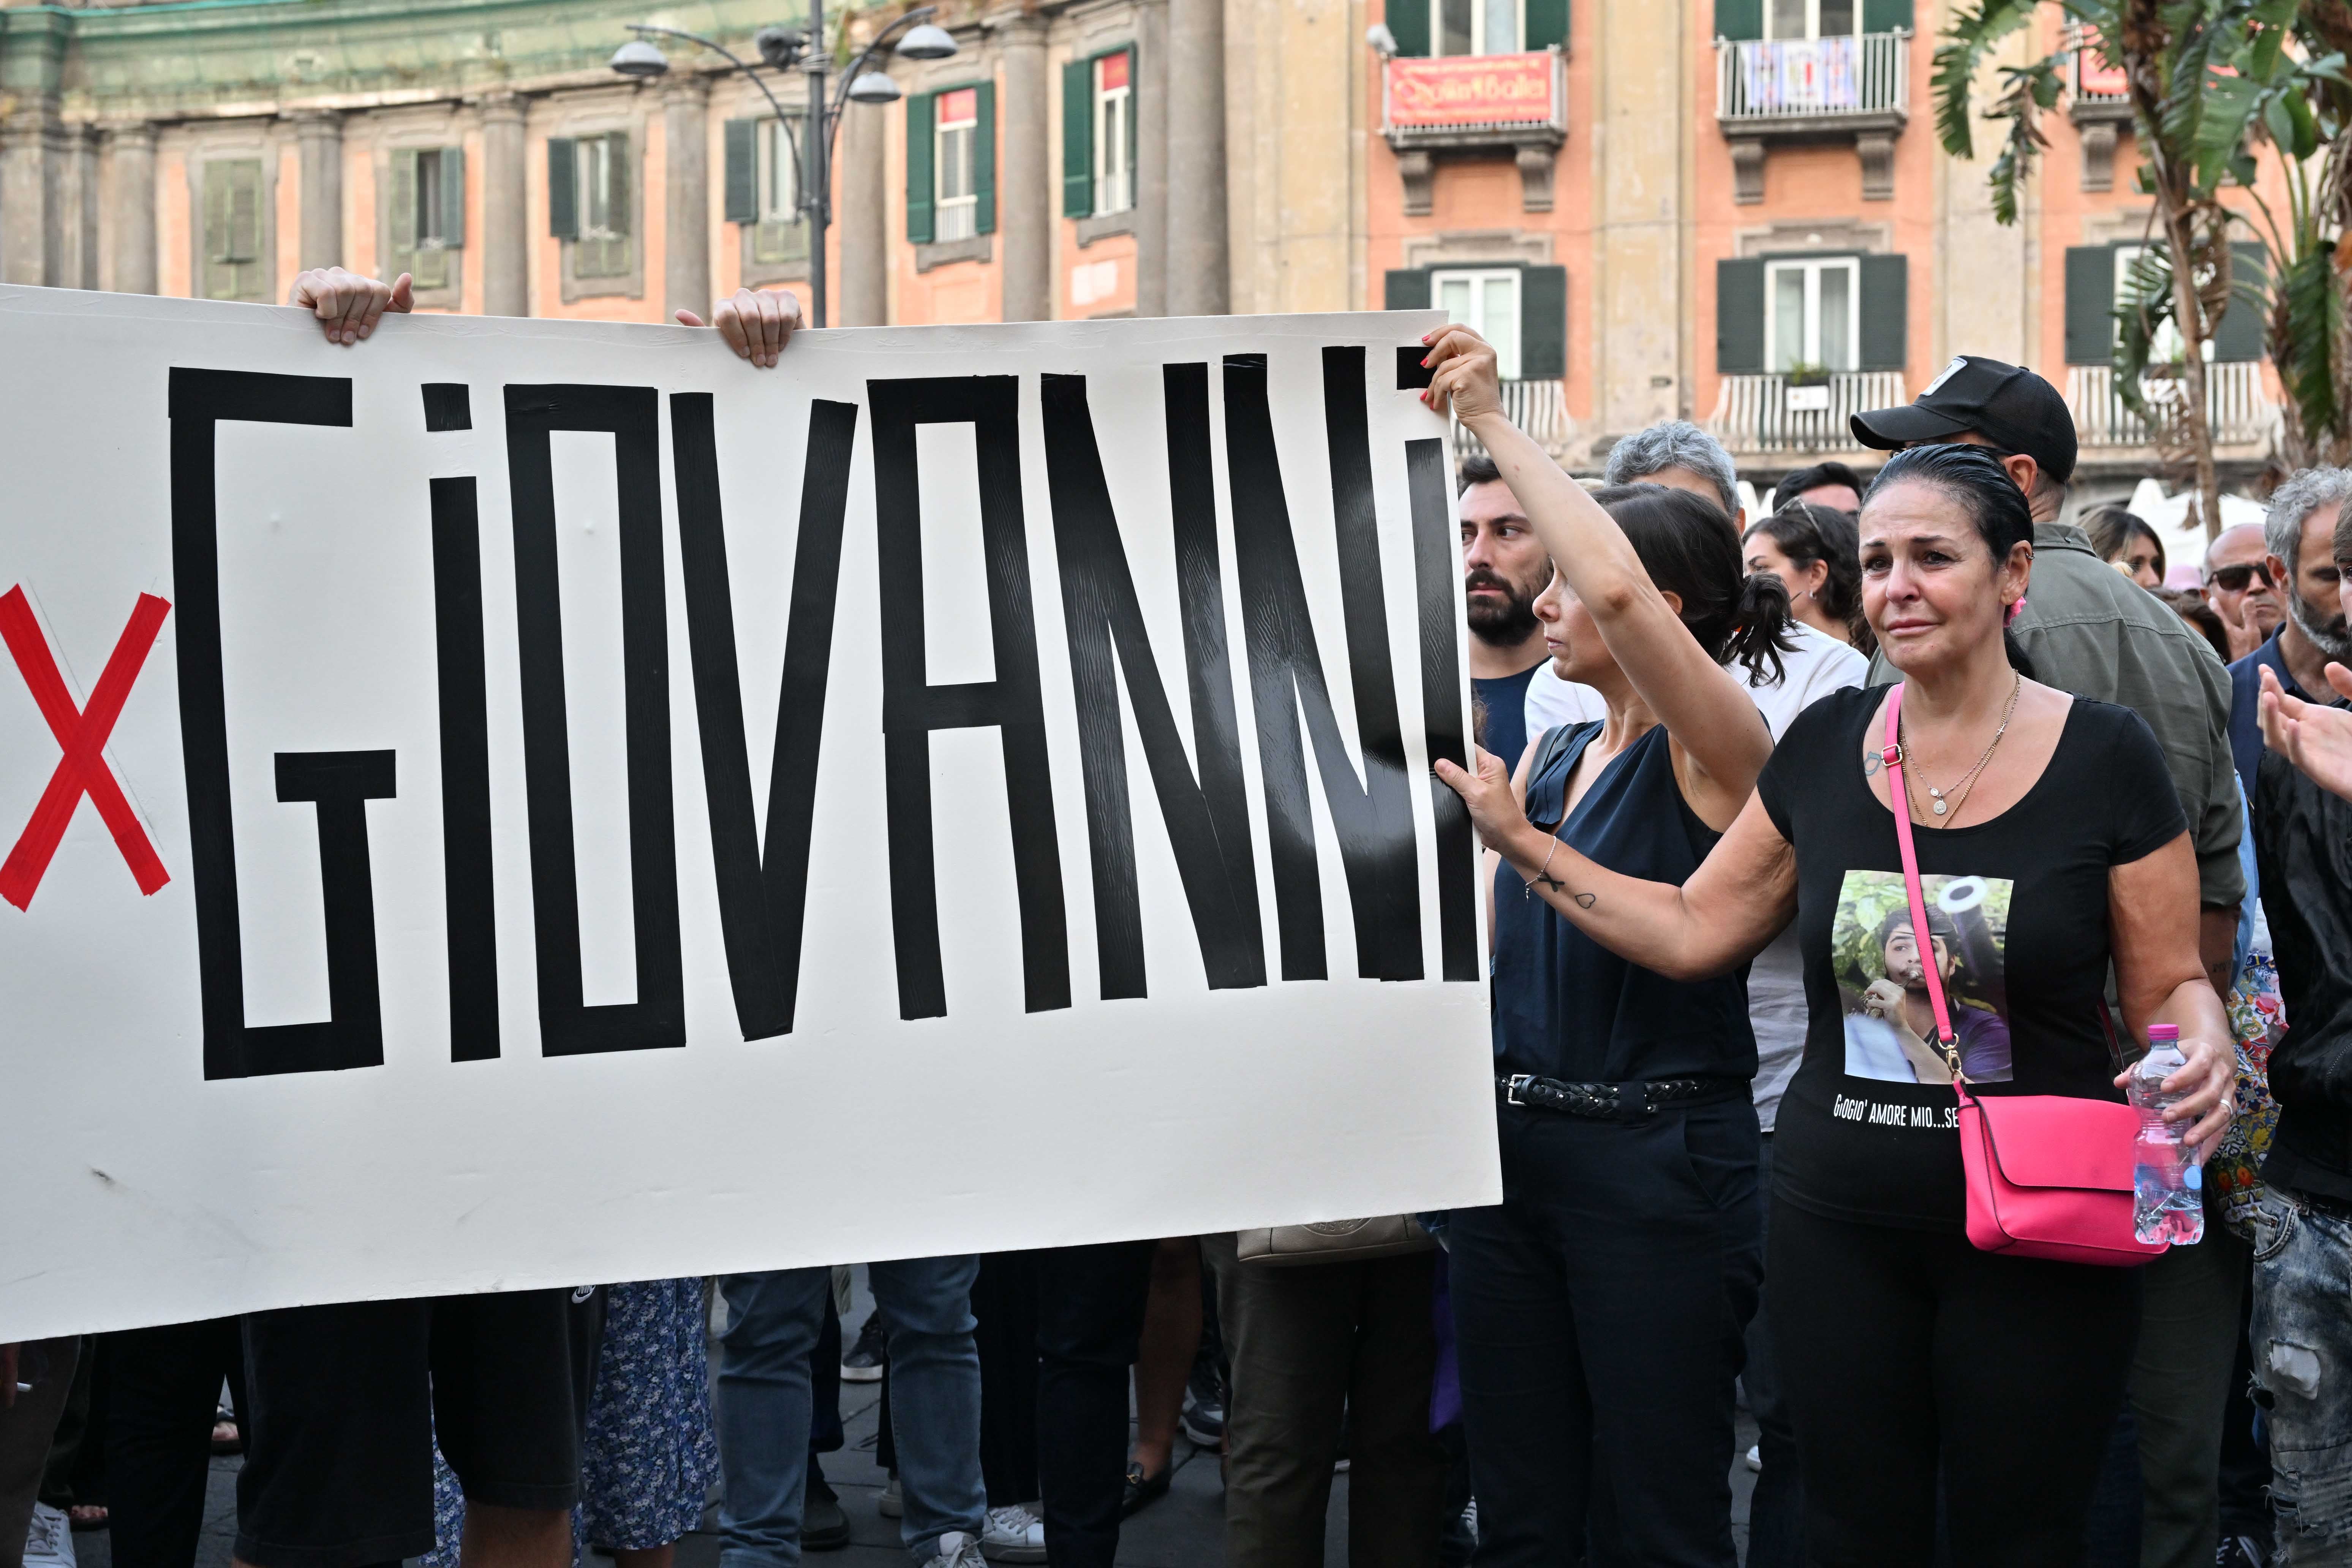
[2249,1185,2352,1564]
[717,1257,984,1566]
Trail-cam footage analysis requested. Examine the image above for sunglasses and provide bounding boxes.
[2207,563,2273,593]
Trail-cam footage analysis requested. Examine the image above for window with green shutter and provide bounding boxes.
[1713,0,1764,41]
[1427,0,1532,54]
[735,119,809,268]
[389,147,465,294]
[928,83,991,242]
[1389,264,1566,381]
[573,133,632,280]
[1060,48,1138,222]
[1716,258,1767,372]
[905,93,935,244]
[201,160,267,303]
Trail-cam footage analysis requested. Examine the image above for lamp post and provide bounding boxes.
[612,6,957,327]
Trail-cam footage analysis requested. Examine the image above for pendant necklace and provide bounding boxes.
[1898,672,2022,825]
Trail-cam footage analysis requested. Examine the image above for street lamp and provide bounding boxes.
[611,5,959,328]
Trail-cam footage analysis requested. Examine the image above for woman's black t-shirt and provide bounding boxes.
[1753,687,2188,1231]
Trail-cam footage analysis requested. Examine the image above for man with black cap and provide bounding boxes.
[1853,356,2246,1568]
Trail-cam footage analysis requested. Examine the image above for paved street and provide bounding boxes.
[64,1269,1761,1568]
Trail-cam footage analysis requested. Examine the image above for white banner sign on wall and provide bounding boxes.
[0,287,1498,1340]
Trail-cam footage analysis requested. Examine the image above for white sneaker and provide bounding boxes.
[918,1530,986,1568]
[879,1475,903,1517]
[1745,1444,1762,1473]
[23,1504,76,1568]
[980,1504,1046,1563]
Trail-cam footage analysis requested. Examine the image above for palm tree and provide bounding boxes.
[1934,0,2347,533]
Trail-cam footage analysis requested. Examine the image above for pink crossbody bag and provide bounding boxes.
[1880,684,2163,1268]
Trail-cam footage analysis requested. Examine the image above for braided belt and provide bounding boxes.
[1497,1073,1747,1122]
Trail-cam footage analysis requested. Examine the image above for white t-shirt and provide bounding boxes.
[1518,620,1868,1130]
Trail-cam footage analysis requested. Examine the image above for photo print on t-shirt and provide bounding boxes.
[1831,870,2015,1085]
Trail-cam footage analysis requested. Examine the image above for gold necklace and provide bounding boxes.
[1898,672,2022,825]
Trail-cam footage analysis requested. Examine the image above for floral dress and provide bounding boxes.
[423,1278,719,1566]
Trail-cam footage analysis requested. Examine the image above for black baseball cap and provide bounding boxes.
[1850,355,2078,485]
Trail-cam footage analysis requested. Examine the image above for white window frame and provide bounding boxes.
[1764,256,1860,373]
[1430,0,1524,57]
[1093,55,1133,217]
[1765,0,1860,40]
[935,89,979,243]
[1431,267,1522,379]
[757,118,800,226]
[578,136,620,242]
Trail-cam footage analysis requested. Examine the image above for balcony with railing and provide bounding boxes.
[1706,370,1908,457]
[1714,32,1909,200]
[2067,362,2278,452]
[1450,378,1570,465]
[1382,49,1568,215]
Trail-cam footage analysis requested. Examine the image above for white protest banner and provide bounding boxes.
[0,287,1498,1340]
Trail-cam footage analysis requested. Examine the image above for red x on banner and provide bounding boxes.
[0,586,173,910]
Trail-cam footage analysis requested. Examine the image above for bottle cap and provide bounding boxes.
[2148,1024,2180,1045]
[2186,1163,2202,1190]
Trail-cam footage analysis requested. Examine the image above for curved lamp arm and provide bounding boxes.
[626,22,811,202]
[826,6,942,155]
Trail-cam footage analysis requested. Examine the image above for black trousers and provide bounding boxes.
[973,1252,1042,1506]
[1449,1098,1760,1567]
[103,1318,249,1568]
[1034,1241,1155,1568]
[1770,1197,2141,1566]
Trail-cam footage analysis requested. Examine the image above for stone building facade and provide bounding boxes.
[0,0,2286,494]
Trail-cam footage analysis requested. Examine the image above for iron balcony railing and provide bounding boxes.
[1716,32,1908,122]
[1707,370,1908,456]
[2067,362,2277,449]
[1451,377,1569,464]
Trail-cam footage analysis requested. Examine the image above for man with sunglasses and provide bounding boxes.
[2202,524,2283,661]
[1853,357,2249,1568]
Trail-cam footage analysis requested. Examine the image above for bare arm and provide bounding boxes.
[1436,744,1796,978]
[2108,833,2235,1157]
[1422,326,1772,799]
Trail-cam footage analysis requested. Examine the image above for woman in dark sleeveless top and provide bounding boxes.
[1415,329,1796,1565]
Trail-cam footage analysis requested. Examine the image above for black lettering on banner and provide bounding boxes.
[503,384,685,1054]
[1404,436,1479,982]
[421,383,472,433]
[672,392,860,1040]
[242,751,397,1074]
[428,474,500,1061]
[1041,370,1263,997]
[868,375,1069,1020]
[168,367,371,1080]
[1222,349,1423,982]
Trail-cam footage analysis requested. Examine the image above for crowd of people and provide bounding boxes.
[5,268,2352,1568]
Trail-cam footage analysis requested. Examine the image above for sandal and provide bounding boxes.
[212,1411,244,1456]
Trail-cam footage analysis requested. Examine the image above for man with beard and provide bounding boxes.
[2229,468,2352,803]
[2202,522,2284,662]
[1459,454,1557,770]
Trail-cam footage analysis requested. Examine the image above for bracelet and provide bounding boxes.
[1533,835,1560,889]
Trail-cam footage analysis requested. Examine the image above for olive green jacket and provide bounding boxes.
[1868,521,2245,907]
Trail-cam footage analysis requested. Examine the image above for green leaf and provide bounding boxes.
[1932,0,2043,159]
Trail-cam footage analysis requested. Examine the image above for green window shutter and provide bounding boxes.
[390,148,419,257]
[905,93,935,244]
[1383,268,1430,309]
[1387,0,1430,57]
[547,137,578,240]
[974,81,997,235]
[605,133,632,237]
[724,119,759,224]
[201,165,232,300]
[209,160,264,302]
[1860,0,1913,30]
[1525,0,1569,49]
[1123,47,1137,185]
[1716,258,1766,372]
[440,144,466,248]
[1859,253,1908,371]
[1062,58,1094,218]
[2211,240,2270,362]
[2063,245,2113,364]
[1714,0,1763,41]
[1519,264,1568,379]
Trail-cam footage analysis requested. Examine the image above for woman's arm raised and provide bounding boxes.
[1422,326,1774,797]
[1436,745,1797,977]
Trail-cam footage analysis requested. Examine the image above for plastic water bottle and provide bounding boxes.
[2129,1024,2206,1246]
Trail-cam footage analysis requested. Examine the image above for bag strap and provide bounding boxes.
[1881,684,1966,1086]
